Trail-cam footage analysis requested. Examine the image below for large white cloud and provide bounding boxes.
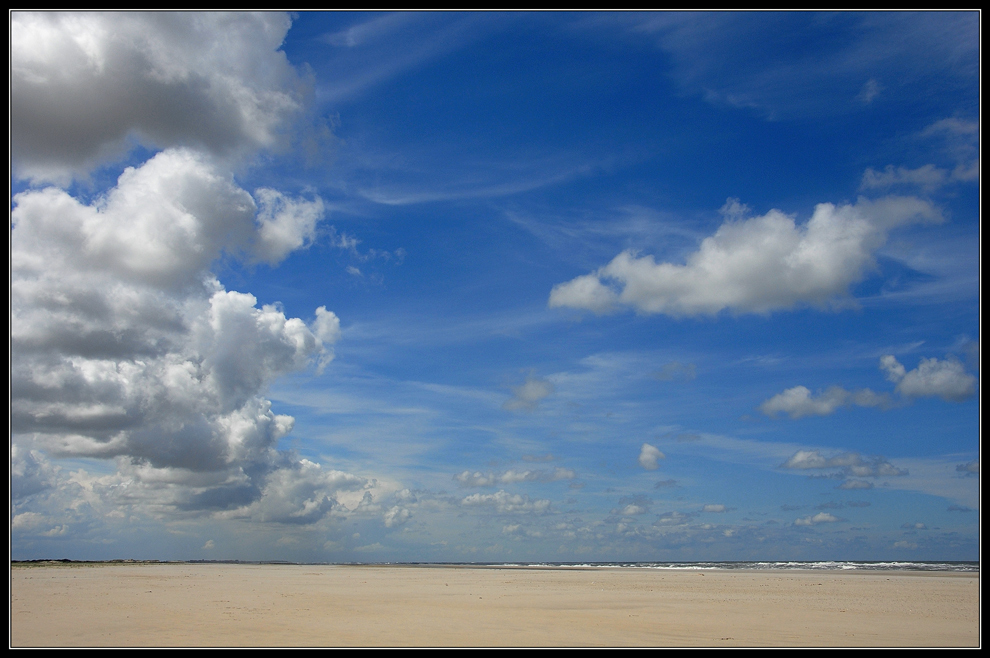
[11,12,305,182]
[11,153,339,477]
[9,13,357,530]
[549,196,941,317]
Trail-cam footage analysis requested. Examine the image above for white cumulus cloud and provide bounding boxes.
[503,374,554,412]
[549,196,940,317]
[455,467,576,487]
[782,450,907,478]
[762,353,975,420]
[760,385,890,419]
[11,12,305,182]
[461,490,551,514]
[881,355,977,402]
[638,443,665,470]
[9,12,354,529]
[795,512,842,526]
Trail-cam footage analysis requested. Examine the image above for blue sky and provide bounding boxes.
[11,11,979,562]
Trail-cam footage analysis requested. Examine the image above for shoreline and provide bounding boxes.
[11,563,980,647]
[11,558,979,570]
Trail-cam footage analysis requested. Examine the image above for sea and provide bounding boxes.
[486,561,979,572]
[41,559,972,572]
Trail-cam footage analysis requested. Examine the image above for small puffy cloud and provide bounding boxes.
[202,539,215,550]
[763,354,975,421]
[857,78,883,104]
[10,511,68,537]
[782,450,907,478]
[11,444,59,499]
[838,479,873,490]
[383,505,412,528]
[503,374,554,412]
[781,450,830,470]
[461,490,551,514]
[613,494,651,517]
[956,460,979,476]
[760,385,890,419]
[11,512,50,532]
[549,196,940,317]
[794,512,842,526]
[455,471,498,487]
[11,12,305,182]
[638,443,665,470]
[253,189,326,265]
[455,467,576,487]
[549,468,577,481]
[499,470,541,484]
[879,355,907,382]
[719,197,751,218]
[880,355,977,402]
[901,522,927,530]
[703,504,726,513]
[548,273,619,315]
[654,511,690,526]
[312,306,342,346]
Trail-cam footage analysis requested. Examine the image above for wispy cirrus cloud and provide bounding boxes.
[585,12,978,120]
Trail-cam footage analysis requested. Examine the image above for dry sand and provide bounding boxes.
[9,563,980,647]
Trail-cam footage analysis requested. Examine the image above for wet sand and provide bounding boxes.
[10,563,980,647]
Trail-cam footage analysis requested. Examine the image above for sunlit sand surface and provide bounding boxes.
[10,563,979,647]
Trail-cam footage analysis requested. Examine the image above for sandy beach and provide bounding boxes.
[10,563,979,647]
